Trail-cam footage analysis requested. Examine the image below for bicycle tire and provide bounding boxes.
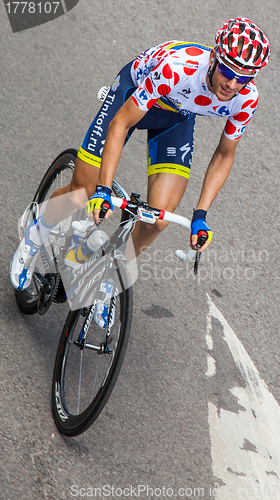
[15,149,77,315]
[52,260,133,436]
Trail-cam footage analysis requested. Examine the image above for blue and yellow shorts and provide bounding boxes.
[78,61,196,180]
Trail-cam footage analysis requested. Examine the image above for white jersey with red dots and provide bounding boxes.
[130,41,259,140]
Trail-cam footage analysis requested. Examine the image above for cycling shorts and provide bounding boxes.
[78,61,196,179]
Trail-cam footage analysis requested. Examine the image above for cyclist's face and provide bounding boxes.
[207,50,254,101]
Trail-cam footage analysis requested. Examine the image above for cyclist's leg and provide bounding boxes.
[41,157,100,227]
[130,173,188,256]
[131,115,196,257]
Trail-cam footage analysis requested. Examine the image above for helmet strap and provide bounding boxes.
[207,58,218,88]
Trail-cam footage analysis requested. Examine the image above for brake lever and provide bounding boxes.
[194,230,208,275]
[99,200,111,220]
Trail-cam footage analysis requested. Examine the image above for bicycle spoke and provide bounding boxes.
[90,357,101,405]
[54,284,129,419]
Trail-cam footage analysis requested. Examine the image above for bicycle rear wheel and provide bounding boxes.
[52,261,133,436]
[15,149,76,315]
[14,149,129,315]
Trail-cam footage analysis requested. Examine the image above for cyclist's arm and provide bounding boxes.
[192,132,241,250]
[90,96,146,221]
[98,96,147,187]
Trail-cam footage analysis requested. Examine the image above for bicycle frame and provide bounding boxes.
[32,192,197,313]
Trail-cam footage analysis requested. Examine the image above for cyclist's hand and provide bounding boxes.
[85,185,113,223]
[190,209,212,252]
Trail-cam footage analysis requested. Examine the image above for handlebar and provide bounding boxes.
[72,195,207,270]
[112,197,192,230]
[113,197,198,263]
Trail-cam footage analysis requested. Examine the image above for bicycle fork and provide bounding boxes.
[74,286,118,354]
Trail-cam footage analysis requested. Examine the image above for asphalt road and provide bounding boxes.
[1,1,280,499]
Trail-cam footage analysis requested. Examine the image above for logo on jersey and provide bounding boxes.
[99,139,106,156]
[167,147,177,157]
[180,110,192,117]
[134,89,149,107]
[212,105,230,116]
[139,89,148,100]
[136,68,143,81]
[174,62,199,69]
[153,71,161,80]
[111,75,121,92]
[178,88,191,98]
[167,97,182,108]
[180,143,191,163]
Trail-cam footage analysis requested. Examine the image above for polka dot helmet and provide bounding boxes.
[215,18,271,74]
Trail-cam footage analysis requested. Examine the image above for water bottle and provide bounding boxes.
[65,225,108,268]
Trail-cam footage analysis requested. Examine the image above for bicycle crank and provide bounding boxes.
[37,272,60,315]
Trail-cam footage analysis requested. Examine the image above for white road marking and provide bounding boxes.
[206,294,280,499]
[206,355,216,377]
[206,333,214,350]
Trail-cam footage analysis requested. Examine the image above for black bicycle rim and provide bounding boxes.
[52,267,133,436]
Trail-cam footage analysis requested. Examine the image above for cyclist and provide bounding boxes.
[11,18,270,292]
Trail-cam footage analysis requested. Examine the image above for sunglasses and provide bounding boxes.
[216,57,254,85]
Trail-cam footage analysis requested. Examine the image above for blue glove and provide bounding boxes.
[191,209,212,244]
[85,185,114,215]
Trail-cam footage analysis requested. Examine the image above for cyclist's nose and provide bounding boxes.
[226,78,238,90]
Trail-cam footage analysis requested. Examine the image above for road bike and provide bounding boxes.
[13,148,206,436]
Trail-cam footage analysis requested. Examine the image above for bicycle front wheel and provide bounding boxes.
[52,264,133,436]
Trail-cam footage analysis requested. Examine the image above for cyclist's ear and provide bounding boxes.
[209,49,216,65]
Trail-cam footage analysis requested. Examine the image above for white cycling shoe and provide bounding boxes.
[10,226,42,290]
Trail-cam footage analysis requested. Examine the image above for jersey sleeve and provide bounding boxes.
[224,84,259,140]
[131,58,180,111]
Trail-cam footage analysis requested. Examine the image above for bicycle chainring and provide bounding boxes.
[37,273,60,315]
